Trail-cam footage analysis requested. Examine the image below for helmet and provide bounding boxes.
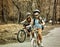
[33,9,40,14]
[26,12,31,17]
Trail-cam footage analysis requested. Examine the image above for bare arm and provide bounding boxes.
[20,19,26,24]
[41,20,45,25]
[26,19,33,27]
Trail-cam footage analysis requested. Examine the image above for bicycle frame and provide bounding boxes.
[31,28,40,47]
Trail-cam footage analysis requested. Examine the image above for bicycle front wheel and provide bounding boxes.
[17,30,26,43]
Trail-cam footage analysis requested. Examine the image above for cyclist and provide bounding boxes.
[20,12,33,36]
[32,9,45,47]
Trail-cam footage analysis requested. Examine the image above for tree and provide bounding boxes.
[52,0,57,25]
[2,0,7,23]
[46,0,51,22]
[12,0,21,23]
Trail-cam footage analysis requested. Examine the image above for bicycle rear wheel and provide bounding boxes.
[17,30,26,43]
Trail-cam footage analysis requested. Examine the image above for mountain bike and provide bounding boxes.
[17,25,32,43]
[17,28,26,43]
[31,28,41,47]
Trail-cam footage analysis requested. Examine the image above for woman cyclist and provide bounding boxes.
[32,9,45,47]
[21,12,33,36]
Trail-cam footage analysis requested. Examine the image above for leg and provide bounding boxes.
[38,29,42,43]
[37,29,44,46]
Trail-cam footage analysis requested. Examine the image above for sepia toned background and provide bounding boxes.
[0,0,60,45]
[0,0,60,24]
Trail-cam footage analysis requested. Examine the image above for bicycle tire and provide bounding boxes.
[17,30,26,43]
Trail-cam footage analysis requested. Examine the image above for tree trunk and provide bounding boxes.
[12,0,21,24]
[52,0,57,25]
[2,0,7,23]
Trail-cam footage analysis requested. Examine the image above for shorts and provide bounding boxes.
[34,24,42,29]
[27,27,32,32]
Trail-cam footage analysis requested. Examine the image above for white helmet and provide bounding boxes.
[26,12,31,16]
[33,9,40,13]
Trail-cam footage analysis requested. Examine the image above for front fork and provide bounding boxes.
[34,31,40,45]
[31,31,38,44]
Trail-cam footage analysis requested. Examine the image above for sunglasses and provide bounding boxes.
[34,15,38,16]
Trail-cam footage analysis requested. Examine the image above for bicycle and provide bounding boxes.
[17,24,32,43]
[31,28,42,47]
[17,25,42,47]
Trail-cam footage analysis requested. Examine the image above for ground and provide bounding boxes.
[0,24,60,44]
[0,24,23,44]
[0,27,60,47]
[43,27,60,47]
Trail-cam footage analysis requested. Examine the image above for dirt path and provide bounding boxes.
[0,24,59,44]
[0,27,60,47]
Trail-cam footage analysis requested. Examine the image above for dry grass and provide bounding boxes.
[0,24,60,44]
[0,24,23,44]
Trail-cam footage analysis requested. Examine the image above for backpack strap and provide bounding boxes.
[38,16,43,24]
[33,18,35,25]
[33,16,43,25]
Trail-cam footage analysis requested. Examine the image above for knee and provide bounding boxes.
[32,32,34,37]
[38,33,42,40]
